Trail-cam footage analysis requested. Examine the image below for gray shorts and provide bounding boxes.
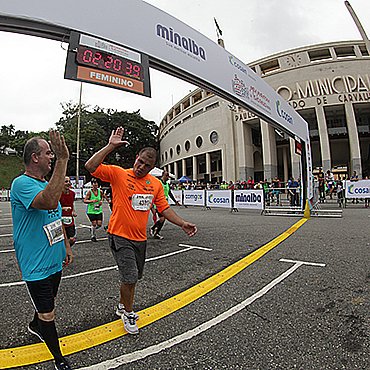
[108,234,147,284]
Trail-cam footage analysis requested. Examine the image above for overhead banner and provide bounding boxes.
[234,190,264,210]
[0,1,308,138]
[0,0,312,198]
[344,180,370,199]
[206,190,232,209]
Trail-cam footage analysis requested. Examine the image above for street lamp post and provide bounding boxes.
[76,82,82,188]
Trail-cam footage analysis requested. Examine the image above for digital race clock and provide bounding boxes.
[65,31,151,97]
[76,45,144,81]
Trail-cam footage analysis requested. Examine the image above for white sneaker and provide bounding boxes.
[115,305,139,320]
[123,312,139,335]
[154,233,164,240]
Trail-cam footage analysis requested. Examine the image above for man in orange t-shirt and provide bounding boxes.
[85,127,197,335]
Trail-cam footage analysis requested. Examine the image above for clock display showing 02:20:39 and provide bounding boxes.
[76,46,144,81]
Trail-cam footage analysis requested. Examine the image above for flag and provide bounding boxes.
[214,17,222,37]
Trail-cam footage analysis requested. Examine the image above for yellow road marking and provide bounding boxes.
[0,218,307,368]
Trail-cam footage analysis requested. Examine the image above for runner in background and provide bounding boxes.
[84,178,106,241]
[150,170,181,240]
[60,176,77,246]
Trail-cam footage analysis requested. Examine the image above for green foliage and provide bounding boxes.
[0,154,23,188]
[56,103,158,177]
[0,102,158,183]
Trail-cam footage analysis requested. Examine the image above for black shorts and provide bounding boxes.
[108,234,146,284]
[87,213,103,222]
[25,271,62,313]
[65,225,76,239]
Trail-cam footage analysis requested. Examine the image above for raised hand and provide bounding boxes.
[49,130,69,161]
[109,126,130,148]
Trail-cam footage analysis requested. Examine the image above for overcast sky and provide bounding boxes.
[0,0,369,132]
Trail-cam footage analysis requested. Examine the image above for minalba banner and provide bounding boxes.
[233,190,264,210]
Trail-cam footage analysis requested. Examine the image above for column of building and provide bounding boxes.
[344,102,362,176]
[315,105,331,172]
[192,156,197,181]
[235,118,254,181]
[260,120,278,181]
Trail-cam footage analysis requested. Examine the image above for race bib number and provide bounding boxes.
[43,219,64,246]
[131,194,154,211]
[61,216,73,226]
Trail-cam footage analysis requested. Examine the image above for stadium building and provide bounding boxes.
[158,40,370,184]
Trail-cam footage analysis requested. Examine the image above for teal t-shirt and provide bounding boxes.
[10,175,65,281]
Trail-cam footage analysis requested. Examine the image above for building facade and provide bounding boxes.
[159,40,370,183]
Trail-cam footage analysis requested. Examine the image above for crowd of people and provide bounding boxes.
[170,176,302,207]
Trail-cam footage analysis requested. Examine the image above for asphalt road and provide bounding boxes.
[0,200,368,370]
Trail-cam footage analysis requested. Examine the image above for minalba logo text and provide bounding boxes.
[156,24,206,60]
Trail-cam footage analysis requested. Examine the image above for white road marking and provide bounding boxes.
[0,224,12,228]
[0,249,14,254]
[75,237,108,244]
[279,258,326,267]
[0,233,12,238]
[78,224,92,229]
[178,243,213,251]
[0,217,12,221]
[76,259,325,370]
[0,245,211,288]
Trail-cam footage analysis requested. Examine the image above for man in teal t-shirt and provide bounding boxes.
[10,131,74,370]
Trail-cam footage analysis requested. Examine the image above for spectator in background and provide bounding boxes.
[350,171,359,204]
[288,177,300,206]
[336,179,344,207]
[325,170,335,199]
[364,176,369,208]
[247,176,254,189]
[317,168,326,203]
[272,177,281,205]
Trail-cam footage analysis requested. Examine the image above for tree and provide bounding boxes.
[56,103,158,177]
[0,124,15,151]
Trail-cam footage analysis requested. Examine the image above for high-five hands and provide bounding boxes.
[109,127,130,148]
[49,130,69,161]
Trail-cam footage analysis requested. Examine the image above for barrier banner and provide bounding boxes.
[345,180,370,198]
[183,190,205,206]
[74,188,83,199]
[168,190,182,205]
[206,190,232,209]
[0,189,9,201]
[233,189,264,210]
[82,188,90,198]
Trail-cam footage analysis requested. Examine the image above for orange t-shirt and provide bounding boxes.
[92,164,169,241]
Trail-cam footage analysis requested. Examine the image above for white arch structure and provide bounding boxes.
[0,0,313,200]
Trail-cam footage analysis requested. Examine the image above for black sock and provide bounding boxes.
[37,318,64,362]
[30,311,38,327]
[156,220,165,233]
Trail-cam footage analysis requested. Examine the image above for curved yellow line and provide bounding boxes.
[0,218,307,368]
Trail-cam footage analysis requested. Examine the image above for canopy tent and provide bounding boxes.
[149,167,175,179]
[178,175,193,183]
